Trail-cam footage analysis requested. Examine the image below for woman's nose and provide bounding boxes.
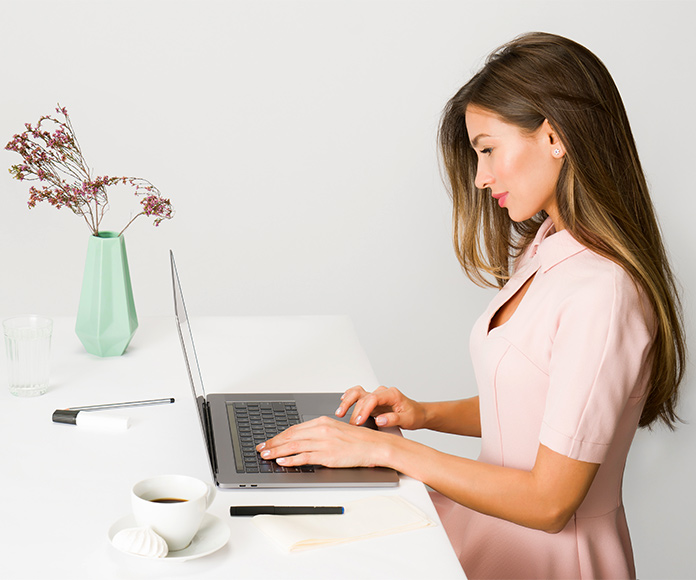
[475,163,493,190]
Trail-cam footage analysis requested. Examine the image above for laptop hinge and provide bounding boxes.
[201,398,218,477]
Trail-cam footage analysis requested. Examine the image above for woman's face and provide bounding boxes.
[465,105,565,227]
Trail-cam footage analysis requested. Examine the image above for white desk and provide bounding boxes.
[0,316,465,579]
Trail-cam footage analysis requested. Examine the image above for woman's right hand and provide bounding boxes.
[335,385,427,430]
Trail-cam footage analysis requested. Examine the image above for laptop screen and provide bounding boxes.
[171,251,218,476]
[171,251,207,401]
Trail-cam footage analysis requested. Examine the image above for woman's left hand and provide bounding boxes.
[256,416,391,469]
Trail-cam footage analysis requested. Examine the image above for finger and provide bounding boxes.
[257,416,333,452]
[258,420,335,460]
[350,391,382,424]
[259,441,301,461]
[374,411,400,427]
[261,442,317,465]
[335,385,367,417]
[258,425,313,457]
[349,387,394,425]
[275,453,314,467]
[255,421,304,452]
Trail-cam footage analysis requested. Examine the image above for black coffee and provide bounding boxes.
[150,497,188,504]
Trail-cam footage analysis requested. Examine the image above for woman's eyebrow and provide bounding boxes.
[470,133,491,148]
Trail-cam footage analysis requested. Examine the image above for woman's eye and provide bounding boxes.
[480,147,492,155]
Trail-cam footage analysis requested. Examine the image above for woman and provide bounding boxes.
[258,32,685,579]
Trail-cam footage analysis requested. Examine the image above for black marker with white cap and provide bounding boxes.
[52,397,175,431]
[52,409,131,431]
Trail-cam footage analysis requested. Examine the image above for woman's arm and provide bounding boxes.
[421,397,481,437]
[259,420,598,534]
[386,435,599,533]
[335,385,481,437]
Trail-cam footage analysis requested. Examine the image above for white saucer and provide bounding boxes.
[108,513,230,561]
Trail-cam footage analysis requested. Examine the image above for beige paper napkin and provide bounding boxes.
[252,495,437,552]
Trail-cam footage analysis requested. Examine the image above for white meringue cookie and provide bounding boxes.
[113,526,169,558]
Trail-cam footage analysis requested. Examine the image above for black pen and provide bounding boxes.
[229,505,344,516]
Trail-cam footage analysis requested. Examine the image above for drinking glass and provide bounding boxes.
[3,316,53,397]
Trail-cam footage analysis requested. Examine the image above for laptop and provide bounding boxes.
[170,251,399,488]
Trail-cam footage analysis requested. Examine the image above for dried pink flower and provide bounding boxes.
[5,104,174,236]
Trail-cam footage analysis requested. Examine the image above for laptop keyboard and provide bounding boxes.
[230,401,315,474]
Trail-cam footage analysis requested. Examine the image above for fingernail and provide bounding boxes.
[261,450,270,458]
[335,407,342,416]
[356,415,363,424]
[376,416,386,426]
[257,442,266,450]
[276,457,286,465]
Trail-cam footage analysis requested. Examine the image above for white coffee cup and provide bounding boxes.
[131,474,216,551]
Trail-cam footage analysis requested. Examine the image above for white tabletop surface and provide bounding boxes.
[0,315,465,579]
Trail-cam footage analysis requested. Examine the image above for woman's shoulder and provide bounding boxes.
[548,233,631,285]
[539,234,654,331]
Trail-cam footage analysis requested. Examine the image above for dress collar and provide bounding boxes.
[527,217,587,273]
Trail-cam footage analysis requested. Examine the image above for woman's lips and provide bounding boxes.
[492,192,508,208]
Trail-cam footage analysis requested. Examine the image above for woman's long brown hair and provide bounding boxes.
[439,32,685,429]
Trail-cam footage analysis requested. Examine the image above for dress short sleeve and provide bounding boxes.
[539,257,654,464]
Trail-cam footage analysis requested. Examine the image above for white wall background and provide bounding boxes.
[1,1,694,577]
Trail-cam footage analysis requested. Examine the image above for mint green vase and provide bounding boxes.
[75,231,138,357]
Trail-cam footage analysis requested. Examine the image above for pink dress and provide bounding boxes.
[432,218,654,579]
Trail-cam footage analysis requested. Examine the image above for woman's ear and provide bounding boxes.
[543,119,566,158]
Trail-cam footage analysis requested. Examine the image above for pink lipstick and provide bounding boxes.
[492,192,508,208]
